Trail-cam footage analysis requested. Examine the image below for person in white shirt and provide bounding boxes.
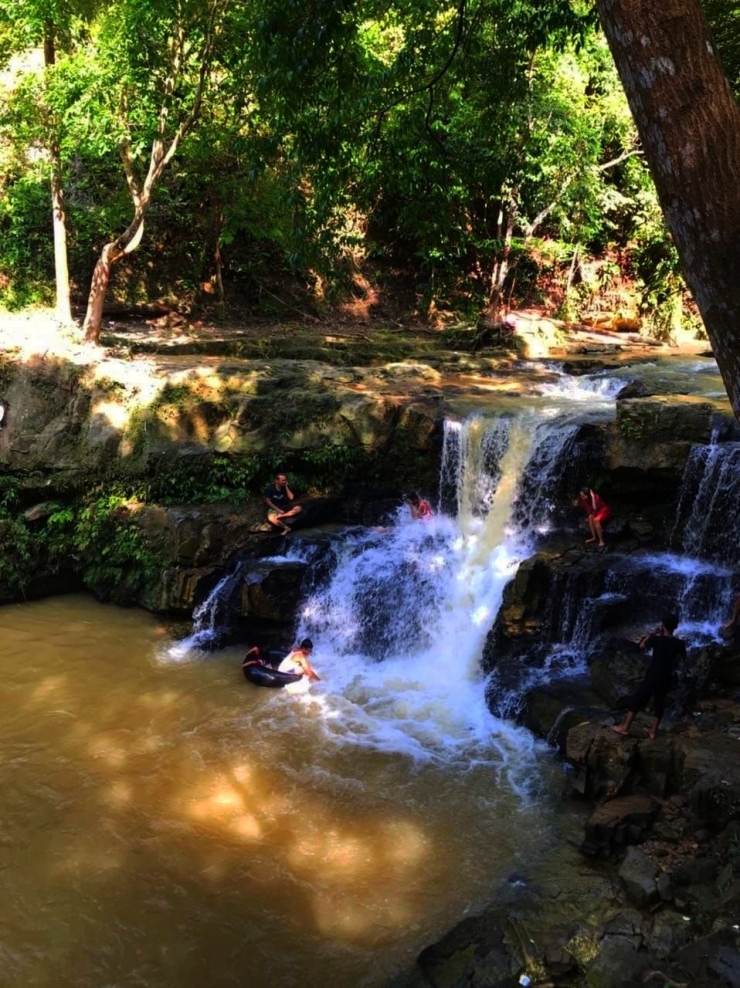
[278,638,321,694]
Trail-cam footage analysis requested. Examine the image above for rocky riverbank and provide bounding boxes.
[389,532,740,988]
[390,645,740,988]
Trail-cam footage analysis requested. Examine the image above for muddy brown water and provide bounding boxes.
[0,596,561,988]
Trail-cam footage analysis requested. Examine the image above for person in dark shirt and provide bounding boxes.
[264,472,302,534]
[611,613,687,739]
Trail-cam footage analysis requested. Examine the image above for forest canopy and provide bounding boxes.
[0,0,736,336]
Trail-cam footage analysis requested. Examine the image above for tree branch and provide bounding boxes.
[120,140,141,207]
[597,148,644,171]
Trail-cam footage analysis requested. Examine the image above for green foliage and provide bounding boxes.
[704,0,740,94]
[0,478,35,594]
[0,0,699,329]
[146,455,271,505]
[0,171,55,308]
[40,491,161,593]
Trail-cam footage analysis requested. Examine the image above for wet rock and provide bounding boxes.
[678,733,740,829]
[417,911,516,988]
[647,910,692,959]
[590,646,646,708]
[655,869,674,902]
[134,502,264,569]
[238,561,309,624]
[566,722,639,800]
[637,735,679,798]
[485,545,613,664]
[142,566,219,614]
[713,643,740,688]
[521,678,606,747]
[582,794,659,860]
[616,381,651,400]
[585,933,647,988]
[619,847,659,908]
[674,931,740,987]
[543,943,577,980]
[672,855,720,888]
[616,395,716,446]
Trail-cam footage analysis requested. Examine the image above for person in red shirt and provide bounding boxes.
[406,492,434,520]
[578,486,611,547]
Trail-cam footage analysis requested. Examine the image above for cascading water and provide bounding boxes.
[172,566,246,654]
[673,440,740,569]
[294,408,596,774]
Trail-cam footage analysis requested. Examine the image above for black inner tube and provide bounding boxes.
[243,662,303,689]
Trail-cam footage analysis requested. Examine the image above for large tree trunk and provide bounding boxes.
[596,0,740,419]
[44,21,72,325]
[83,210,146,342]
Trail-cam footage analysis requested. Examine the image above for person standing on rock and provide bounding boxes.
[611,613,687,740]
[577,486,611,548]
[265,472,302,535]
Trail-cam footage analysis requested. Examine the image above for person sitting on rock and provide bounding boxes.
[264,472,302,535]
[577,486,611,548]
[406,492,434,521]
[611,613,687,740]
[721,594,740,635]
[277,638,321,694]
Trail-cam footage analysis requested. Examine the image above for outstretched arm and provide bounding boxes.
[300,656,321,681]
[243,646,261,666]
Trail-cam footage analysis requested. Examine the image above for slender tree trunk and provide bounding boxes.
[487,200,516,323]
[596,0,740,419]
[43,21,72,325]
[49,147,72,323]
[214,208,225,320]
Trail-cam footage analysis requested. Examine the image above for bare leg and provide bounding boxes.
[277,505,302,533]
[267,512,292,535]
[643,717,660,740]
[611,710,635,736]
[585,517,597,543]
[594,518,605,547]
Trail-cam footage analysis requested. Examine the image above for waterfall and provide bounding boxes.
[168,566,246,655]
[168,547,316,657]
[295,408,587,767]
[673,441,740,568]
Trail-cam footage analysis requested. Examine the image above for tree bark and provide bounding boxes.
[81,1,222,342]
[83,209,146,342]
[486,199,516,323]
[596,0,740,419]
[43,21,72,325]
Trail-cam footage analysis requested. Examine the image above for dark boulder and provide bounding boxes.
[618,846,659,908]
[590,646,647,708]
[581,794,660,860]
[521,678,606,747]
[238,560,310,624]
